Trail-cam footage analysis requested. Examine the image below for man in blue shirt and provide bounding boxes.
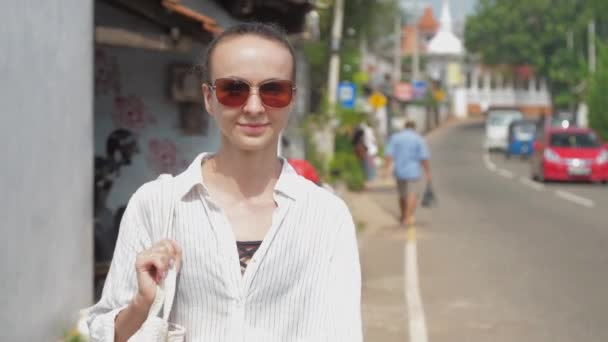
[384,120,432,226]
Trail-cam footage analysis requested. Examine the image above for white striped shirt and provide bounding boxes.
[87,153,362,341]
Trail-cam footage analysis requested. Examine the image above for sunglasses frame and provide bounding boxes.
[208,78,297,108]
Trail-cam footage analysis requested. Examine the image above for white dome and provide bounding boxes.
[427,0,463,56]
[427,30,464,55]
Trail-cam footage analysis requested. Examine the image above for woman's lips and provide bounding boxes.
[237,123,270,135]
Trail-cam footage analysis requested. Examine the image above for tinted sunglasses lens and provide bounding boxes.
[259,81,293,107]
[214,79,250,106]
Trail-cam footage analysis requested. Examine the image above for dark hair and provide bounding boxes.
[405,120,416,129]
[197,22,297,85]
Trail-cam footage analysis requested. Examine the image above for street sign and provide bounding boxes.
[369,91,387,109]
[394,82,413,102]
[338,81,356,109]
[412,80,428,99]
[433,89,446,102]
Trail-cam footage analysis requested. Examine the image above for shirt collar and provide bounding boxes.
[174,152,303,201]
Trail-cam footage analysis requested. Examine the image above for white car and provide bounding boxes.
[485,108,524,151]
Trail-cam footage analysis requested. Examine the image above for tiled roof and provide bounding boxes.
[418,7,438,33]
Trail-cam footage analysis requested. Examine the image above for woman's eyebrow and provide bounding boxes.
[223,76,285,84]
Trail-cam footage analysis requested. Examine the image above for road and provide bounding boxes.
[359,120,608,341]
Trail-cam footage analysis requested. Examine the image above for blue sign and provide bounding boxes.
[338,81,357,109]
[412,80,428,99]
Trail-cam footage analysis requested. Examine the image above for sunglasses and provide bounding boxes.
[209,78,296,108]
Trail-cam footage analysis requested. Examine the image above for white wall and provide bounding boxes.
[0,1,94,340]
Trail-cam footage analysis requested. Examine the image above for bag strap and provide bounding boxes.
[146,173,178,322]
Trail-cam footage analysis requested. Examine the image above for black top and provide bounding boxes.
[236,240,263,274]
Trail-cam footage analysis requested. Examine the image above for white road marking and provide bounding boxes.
[519,177,545,191]
[555,190,595,208]
[497,169,515,179]
[484,153,596,210]
[483,153,497,171]
[405,231,428,342]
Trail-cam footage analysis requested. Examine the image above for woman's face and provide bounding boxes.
[203,35,294,153]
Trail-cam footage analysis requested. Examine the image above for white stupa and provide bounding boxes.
[427,0,464,56]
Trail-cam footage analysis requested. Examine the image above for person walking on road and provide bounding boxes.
[87,22,362,342]
[384,120,432,226]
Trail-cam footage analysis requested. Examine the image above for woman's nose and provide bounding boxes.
[242,89,265,115]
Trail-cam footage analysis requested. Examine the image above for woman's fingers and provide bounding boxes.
[167,239,183,270]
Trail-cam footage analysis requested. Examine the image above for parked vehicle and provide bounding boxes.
[485,107,524,151]
[531,127,608,183]
[506,119,536,159]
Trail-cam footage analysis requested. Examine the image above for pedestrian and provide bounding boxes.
[384,120,432,226]
[359,120,378,182]
[351,124,368,176]
[87,22,362,341]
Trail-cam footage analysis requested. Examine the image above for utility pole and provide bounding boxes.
[327,0,345,113]
[394,14,402,83]
[589,19,596,73]
[411,0,420,82]
[318,0,344,159]
[389,13,403,136]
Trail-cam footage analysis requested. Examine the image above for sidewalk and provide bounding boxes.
[339,177,411,341]
[339,118,471,340]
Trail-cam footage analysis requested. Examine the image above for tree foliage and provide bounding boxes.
[586,42,608,140]
[303,0,400,105]
[464,0,592,108]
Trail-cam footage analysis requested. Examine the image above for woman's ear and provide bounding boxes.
[202,83,214,116]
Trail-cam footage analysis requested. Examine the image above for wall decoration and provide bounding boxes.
[113,94,155,131]
[146,138,186,175]
[93,128,141,299]
[95,48,122,96]
[169,63,202,103]
[106,128,140,173]
[179,103,208,136]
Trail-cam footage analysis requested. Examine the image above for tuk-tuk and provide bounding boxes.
[506,119,536,158]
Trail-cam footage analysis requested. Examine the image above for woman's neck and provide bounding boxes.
[204,146,281,199]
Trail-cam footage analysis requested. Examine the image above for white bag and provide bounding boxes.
[128,173,185,341]
[79,174,184,341]
[127,266,185,341]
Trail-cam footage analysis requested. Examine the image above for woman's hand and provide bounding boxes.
[134,239,182,308]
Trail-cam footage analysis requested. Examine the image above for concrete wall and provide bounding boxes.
[0,1,94,340]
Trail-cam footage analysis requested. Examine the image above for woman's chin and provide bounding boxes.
[232,135,276,152]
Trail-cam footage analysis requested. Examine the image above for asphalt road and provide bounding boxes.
[361,120,608,341]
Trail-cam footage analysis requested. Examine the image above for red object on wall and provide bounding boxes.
[113,95,154,131]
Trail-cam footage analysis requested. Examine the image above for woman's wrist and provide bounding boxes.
[131,292,153,316]
[114,293,152,342]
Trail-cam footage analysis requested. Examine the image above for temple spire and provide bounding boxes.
[439,0,453,32]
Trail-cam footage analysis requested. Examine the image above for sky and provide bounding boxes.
[402,0,477,26]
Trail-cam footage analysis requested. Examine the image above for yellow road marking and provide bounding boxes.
[407,226,417,241]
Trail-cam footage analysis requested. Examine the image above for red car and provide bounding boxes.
[531,127,608,183]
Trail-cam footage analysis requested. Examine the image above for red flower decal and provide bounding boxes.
[146,139,182,175]
[113,95,150,132]
[95,49,121,96]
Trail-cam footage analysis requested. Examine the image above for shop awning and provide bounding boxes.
[160,0,240,36]
[98,0,239,43]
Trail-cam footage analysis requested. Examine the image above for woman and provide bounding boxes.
[87,23,362,341]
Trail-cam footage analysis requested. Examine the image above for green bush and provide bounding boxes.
[329,151,365,192]
[587,42,608,141]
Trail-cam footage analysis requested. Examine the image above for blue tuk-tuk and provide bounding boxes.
[506,119,536,158]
